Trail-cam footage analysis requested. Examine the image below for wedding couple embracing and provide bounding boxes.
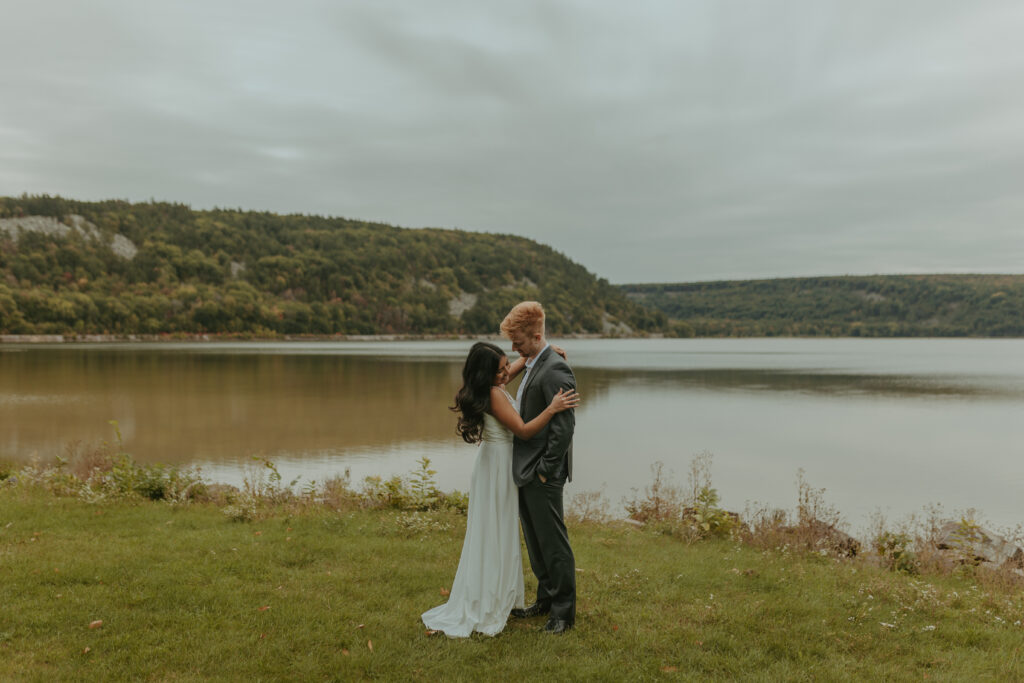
[422,301,580,637]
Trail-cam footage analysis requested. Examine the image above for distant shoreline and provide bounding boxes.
[3,332,1020,344]
[0,332,619,344]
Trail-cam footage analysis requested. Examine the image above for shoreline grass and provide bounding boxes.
[3,451,1024,681]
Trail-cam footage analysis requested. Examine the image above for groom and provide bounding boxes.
[500,301,577,634]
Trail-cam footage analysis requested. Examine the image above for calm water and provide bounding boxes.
[2,339,1022,529]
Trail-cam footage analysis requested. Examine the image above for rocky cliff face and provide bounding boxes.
[0,214,138,260]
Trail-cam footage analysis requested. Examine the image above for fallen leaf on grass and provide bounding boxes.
[439,588,450,597]
[661,666,678,673]
[341,648,350,656]
[259,633,267,640]
[258,606,270,612]
[356,623,365,629]
[425,629,439,636]
[83,647,91,654]
[88,621,103,630]
[254,531,262,536]
[612,625,619,631]
[367,640,373,652]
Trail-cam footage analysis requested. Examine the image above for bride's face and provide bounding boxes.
[493,356,510,386]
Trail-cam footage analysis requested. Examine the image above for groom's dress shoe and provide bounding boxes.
[542,618,573,634]
[510,602,550,618]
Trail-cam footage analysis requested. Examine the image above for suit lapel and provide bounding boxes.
[521,346,552,414]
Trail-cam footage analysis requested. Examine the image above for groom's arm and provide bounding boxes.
[536,364,576,481]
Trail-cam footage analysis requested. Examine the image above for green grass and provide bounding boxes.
[2,489,1022,681]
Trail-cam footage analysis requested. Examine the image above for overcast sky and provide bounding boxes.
[2,1,1022,283]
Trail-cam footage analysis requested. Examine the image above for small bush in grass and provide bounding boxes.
[320,471,363,511]
[623,461,682,524]
[874,531,919,574]
[436,489,469,514]
[360,457,467,513]
[624,454,740,541]
[0,458,15,482]
[222,498,258,522]
[567,487,611,524]
[389,511,454,537]
[685,485,739,539]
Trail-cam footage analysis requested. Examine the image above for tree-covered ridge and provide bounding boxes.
[0,195,665,336]
[621,275,1024,337]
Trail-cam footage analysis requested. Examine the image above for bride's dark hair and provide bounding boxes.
[452,341,506,444]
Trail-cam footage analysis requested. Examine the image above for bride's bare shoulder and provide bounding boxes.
[489,385,515,411]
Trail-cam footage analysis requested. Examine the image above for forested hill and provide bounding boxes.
[621,275,1024,337]
[0,196,665,336]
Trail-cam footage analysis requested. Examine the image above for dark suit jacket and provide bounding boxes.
[512,346,576,487]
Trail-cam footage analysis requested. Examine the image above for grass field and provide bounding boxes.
[3,485,1023,681]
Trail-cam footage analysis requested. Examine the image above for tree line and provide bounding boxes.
[621,275,1024,337]
[0,195,664,336]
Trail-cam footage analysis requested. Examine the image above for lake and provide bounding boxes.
[2,338,1022,531]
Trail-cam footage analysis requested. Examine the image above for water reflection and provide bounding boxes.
[2,343,1021,467]
[577,367,1018,400]
[0,348,462,463]
[1,340,1022,528]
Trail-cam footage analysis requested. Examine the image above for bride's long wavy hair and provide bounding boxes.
[452,341,505,444]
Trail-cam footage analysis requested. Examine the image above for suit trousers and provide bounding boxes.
[518,477,576,623]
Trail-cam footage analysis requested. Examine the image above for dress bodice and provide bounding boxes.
[481,390,515,445]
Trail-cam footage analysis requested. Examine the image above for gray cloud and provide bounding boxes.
[2,0,1022,282]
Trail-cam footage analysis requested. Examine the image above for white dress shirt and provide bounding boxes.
[515,343,549,412]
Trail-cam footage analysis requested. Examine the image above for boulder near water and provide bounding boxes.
[935,521,1024,570]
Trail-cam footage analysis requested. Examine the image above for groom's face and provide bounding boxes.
[509,329,543,359]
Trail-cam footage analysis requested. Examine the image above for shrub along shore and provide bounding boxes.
[2,446,1022,681]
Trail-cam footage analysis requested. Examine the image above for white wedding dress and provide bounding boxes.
[422,391,525,637]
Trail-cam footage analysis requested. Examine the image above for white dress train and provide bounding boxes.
[422,393,525,637]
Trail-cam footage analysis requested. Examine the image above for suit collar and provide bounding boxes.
[526,343,550,369]
[521,345,552,399]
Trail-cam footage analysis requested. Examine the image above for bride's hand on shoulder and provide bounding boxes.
[547,387,580,414]
[552,344,568,360]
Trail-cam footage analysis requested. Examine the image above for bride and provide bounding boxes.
[421,341,579,637]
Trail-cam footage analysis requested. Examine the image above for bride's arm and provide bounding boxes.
[489,385,579,440]
[506,356,527,381]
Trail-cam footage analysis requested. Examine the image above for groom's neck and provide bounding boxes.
[529,338,548,362]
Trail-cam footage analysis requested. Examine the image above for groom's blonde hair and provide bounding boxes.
[500,301,545,338]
